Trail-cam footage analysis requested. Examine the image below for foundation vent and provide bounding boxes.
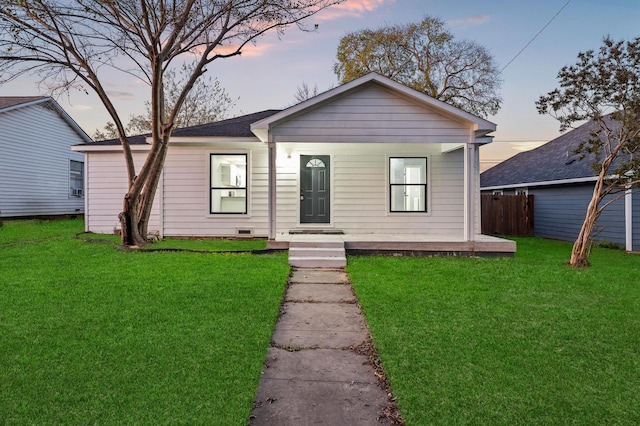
[236,228,253,237]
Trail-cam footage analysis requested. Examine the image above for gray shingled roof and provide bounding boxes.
[480,119,608,188]
[89,133,149,145]
[172,109,281,137]
[0,96,47,111]
[89,109,281,145]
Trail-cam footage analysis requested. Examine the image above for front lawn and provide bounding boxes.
[0,219,288,425]
[349,238,640,425]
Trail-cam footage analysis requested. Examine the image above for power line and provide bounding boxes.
[500,0,572,73]
[490,139,549,143]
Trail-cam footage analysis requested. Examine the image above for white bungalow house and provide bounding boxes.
[0,96,90,218]
[73,73,515,256]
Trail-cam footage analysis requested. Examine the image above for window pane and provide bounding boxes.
[390,158,426,184]
[211,189,247,213]
[211,155,246,188]
[391,185,426,212]
[70,160,84,196]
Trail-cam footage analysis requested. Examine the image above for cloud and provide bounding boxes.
[316,0,395,20]
[105,90,137,100]
[70,104,93,111]
[446,15,491,28]
[212,42,275,58]
[511,141,546,152]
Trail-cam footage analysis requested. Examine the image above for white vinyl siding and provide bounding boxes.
[275,143,464,237]
[81,81,481,239]
[269,83,470,237]
[84,152,161,235]
[0,102,85,217]
[161,143,268,237]
[270,84,470,144]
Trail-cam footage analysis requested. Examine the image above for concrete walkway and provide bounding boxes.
[249,268,398,425]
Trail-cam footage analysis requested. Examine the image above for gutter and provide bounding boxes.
[481,176,598,191]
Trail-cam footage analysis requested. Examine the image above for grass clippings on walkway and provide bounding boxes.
[0,219,288,425]
[348,238,640,425]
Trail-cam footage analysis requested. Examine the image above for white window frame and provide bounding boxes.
[515,187,528,196]
[388,157,429,214]
[209,153,248,215]
[492,189,503,195]
[69,159,84,197]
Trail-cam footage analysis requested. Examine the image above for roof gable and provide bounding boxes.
[0,96,92,144]
[251,73,496,142]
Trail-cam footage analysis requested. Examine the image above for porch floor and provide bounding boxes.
[269,233,516,256]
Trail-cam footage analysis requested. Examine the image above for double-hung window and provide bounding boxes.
[69,160,84,197]
[210,154,247,214]
[389,157,427,213]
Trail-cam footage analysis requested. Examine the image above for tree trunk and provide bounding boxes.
[569,172,606,267]
[119,192,147,247]
[569,201,599,267]
[118,130,171,247]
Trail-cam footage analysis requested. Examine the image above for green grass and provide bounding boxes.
[0,219,288,425]
[348,238,640,425]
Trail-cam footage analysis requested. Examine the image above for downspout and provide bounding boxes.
[84,152,90,232]
[626,185,632,251]
[268,134,277,240]
[159,167,164,239]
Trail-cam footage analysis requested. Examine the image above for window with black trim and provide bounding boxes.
[210,154,247,214]
[390,157,427,212]
[69,160,84,197]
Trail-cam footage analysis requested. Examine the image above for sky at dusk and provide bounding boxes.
[1,0,639,170]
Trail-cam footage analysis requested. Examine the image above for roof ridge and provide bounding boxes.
[90,109,282,144]
[0,96,49,111]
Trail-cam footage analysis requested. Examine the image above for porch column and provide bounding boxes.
[464,142,480,241]
[268,138,277,240]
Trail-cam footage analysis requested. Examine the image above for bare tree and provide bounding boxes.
[93,121,119,141]
[537,37,640,266]
[0,0,342,246]
[334,16,502,118]
[128,62,237,134]
[94,62,237,139]
[293,81,319,103]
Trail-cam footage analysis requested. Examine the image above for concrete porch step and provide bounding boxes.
[288,240,347,269]
[288,256,347,269]
[289,247,346,258]
[288,240,345,249]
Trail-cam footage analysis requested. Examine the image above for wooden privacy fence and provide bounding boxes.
[481,194,534,236]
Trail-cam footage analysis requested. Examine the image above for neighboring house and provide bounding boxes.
[74,73,514,254]
[0,96,91,218]
[481,118,639,251]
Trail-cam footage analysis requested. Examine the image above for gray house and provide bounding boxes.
[480,119,639,251]
[0,96,91,218]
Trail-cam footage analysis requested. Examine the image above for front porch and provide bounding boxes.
[269,233,516,257]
